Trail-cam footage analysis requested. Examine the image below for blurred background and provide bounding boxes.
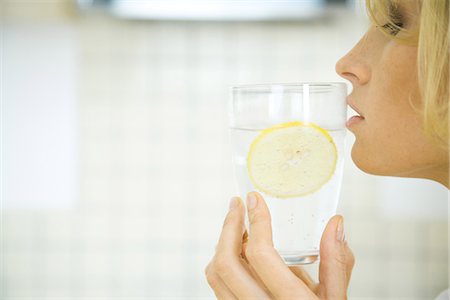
[1,0,448,299]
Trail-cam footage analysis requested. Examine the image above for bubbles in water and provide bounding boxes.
[288,212,295,225]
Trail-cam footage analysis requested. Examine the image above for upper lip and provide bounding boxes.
[346,97,364,118]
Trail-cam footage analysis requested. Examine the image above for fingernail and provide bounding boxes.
[246,193,258,210]
[229,197,240,211]
[336,216,345,242]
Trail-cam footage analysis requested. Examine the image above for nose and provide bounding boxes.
[335,35,371,86]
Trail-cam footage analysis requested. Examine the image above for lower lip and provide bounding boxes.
[346,116,365,128]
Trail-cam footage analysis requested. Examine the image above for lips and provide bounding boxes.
[346,98,364,119]
[345,98,364,130]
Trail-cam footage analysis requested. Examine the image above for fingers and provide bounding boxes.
[216,197,245,255]
[318,215,355,299]
[207,193,321,300]
[210,197,271,299]
[204,266,238,300]
[245,192,316,299]
[289,266,318,292]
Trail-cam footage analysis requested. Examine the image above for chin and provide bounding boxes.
[350,142,393,176]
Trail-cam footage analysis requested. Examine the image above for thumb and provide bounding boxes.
[317,215,355,299]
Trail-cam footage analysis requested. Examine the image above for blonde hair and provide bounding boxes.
[365,0,449,151]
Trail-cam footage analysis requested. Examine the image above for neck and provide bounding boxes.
[394,163,449,189]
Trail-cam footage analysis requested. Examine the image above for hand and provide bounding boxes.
[205,191,355,299]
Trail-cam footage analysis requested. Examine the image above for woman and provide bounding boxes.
[205,0,449,299]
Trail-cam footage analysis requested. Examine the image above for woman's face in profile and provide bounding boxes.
[335,0,448,183]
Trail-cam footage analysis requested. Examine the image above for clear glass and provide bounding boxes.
[229,82,347,265]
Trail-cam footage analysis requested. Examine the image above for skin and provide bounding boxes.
[206,1,449,298]
[337,1,449,188]
[205,193,354,299]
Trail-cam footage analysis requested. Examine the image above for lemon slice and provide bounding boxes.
[247,121,337,198]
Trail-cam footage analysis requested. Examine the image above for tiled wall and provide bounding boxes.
[2,1,448,299]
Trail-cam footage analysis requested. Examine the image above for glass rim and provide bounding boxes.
[231,81,347,90]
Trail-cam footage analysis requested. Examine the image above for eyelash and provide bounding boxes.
[381,22,404,36]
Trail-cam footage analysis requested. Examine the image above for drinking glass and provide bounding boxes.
[229,82,347,265]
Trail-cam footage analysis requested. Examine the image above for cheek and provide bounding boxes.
[350,44,421,175]
[350,119,399,175]
[350,108,423,176]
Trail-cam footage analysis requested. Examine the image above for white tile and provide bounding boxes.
[428,222,449,252]
[348,258,387,298]
[386,221,424,250]
[5,5,445,298]
[385,260,420,297]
